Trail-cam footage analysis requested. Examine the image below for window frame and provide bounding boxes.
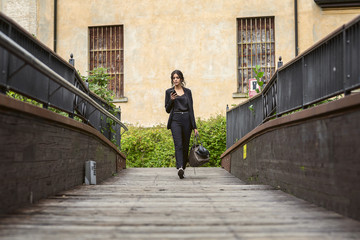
[88,25,126,100]
[236,16,276,96]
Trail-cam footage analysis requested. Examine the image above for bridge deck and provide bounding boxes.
[0,168,359,239]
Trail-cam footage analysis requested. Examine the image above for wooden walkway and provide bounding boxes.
[1,168,360,239]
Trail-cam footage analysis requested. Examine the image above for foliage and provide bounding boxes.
[248,65,264,113]
[121,115,226,168]
[82,67,116,108]
[7,91,43,107]
[248,104,254,114]
[191,115,227,167]
[253,65,265,93]
[309,94,343,107]
[7,91,81,119]
[80,67,120,146]
[121,124,175,168]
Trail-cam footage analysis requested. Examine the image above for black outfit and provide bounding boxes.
[165,87,197,169]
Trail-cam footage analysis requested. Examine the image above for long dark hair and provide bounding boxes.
[171,70,186,87]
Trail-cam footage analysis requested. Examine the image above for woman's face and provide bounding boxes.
[172,74,181,86]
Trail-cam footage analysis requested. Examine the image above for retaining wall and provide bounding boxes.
[0,94,126,214]
[221,93,360,220]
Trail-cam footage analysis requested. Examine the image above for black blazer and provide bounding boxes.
[165,87,197,130]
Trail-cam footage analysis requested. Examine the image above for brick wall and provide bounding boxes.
[0,95,126,214]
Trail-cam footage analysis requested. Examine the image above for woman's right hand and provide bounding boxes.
[194,129,199,136]
[170,92,177,100]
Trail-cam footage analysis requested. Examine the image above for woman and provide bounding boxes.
[165,70,199,179]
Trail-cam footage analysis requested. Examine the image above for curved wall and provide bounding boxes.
[0,94,126,214]
[221,93,360,220]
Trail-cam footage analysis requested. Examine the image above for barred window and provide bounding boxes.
[237,17,275,93]
[89,25,124,98]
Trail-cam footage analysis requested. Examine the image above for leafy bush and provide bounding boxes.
[121,115,226,168]
[80,67,120,146]
[82,67,116,108]
[191,115,226,167]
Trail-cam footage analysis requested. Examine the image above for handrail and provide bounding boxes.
[0,31,128,132]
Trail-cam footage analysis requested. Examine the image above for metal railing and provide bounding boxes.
[0,13,127,147]
[226,15,360,148]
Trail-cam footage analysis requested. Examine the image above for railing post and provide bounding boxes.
[117,106,121,121]
[69,53,75,67]
[277,56,283,68]
[85,78,89,90]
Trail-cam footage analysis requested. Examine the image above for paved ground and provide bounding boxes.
[0,167,360,239]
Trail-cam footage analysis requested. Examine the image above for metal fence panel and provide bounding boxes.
[251,95,263,129]
[87,104,101,131]
[277,59,303,114]
[226,106,239,148]
[303,34,344,105]
[0,46,7,86]
[10,28,51,65]
[226,95,262,148]
[0,17,9,34]
[48,56,75,113]
[113,110,122,146]
[50,55,75,84]
[8,54,50,102]
[345,20,360,90]
[48,81,74,113]
[90,95,113,141]
[263,77,277,120]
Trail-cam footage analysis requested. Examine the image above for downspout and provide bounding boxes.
[54,0,57,52]
[294,0,299,56]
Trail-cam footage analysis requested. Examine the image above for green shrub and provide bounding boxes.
[121,115,226,168]
[120,124,175,168]
[191,115,227,167]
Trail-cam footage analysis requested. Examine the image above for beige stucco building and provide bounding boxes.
[1,0,359,126]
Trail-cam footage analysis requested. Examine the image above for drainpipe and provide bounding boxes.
[54,0,57,52]
[294,0,299,56]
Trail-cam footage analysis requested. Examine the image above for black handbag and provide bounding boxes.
[189,135,210,167]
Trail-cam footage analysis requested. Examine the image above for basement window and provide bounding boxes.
[89,25,125,99]
[236,17,275,95]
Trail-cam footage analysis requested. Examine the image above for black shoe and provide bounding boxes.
[178,168,184,179]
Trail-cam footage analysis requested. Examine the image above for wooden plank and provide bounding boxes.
[0,167,359,239]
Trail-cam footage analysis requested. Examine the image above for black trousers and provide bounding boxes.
[171,112,192,169]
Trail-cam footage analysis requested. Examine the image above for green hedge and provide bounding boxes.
[121,115,226,168]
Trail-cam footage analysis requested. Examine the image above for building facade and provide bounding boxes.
[1,0,359,126]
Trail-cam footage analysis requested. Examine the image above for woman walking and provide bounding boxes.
[165,70,199,179]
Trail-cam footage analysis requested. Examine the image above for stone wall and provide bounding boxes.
[0,94,126,214]
[0,0,37,35]
[221,93,360,220]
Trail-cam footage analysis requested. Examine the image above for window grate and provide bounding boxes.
[237,17,275,93]
[89,25,124,98]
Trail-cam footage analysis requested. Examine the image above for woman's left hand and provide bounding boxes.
[194,129,199,136]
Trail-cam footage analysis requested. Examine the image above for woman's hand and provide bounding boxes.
[194,129,199,136]
[170,91,177,100]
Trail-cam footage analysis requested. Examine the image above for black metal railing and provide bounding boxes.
[0,13,127,148]
[226,15,360,148]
